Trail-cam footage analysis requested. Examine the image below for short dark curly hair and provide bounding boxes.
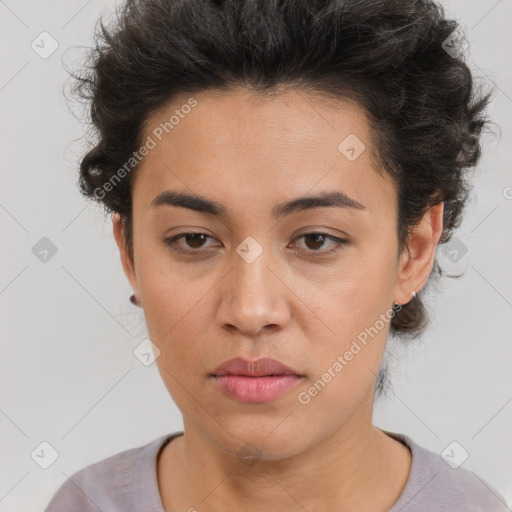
[69,0,493,366]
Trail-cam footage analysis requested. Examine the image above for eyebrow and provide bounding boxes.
[150,189,366,219]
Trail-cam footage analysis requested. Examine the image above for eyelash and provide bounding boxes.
[162,231,349,258]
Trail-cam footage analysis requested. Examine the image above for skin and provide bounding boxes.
[113,88,443,511]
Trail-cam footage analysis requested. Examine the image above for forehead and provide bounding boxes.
[133,88,395,217]
[141,88,372,157]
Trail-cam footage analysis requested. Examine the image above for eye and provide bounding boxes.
[292,232,348,257]
[162,231,349,257]
[162,232,217,252]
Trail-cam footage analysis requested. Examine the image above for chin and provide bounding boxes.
[206,417,312,461]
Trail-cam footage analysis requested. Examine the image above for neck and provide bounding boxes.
[158,406,411,512]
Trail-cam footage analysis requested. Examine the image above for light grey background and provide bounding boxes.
[1,0,511,510]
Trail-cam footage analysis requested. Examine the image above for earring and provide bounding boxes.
[411,290,417,299]
[129,293,139,306]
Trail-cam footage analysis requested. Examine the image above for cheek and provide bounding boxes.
[142,280,208,361]
[298,300,391,421]
[304,246,397,391]
[316,248,397,335]
[135,255,218,370]
[134,242,202,333]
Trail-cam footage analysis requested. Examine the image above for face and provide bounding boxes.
[114,88,441,459]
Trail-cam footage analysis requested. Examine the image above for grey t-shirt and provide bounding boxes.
[43,429,511,512]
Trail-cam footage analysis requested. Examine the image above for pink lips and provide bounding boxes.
[210,357,304,403]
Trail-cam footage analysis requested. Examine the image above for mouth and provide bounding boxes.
[210,356,303,378]
[209,357,304,403]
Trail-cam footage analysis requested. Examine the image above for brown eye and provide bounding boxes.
[303,233,329,250]
[163,232,216,252]
[181,233,209,249]
[294,232,348,254]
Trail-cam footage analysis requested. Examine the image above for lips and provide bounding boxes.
[210,357,303,378]
[210,357,304,403]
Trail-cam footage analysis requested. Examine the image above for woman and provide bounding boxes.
[44,0,510,510]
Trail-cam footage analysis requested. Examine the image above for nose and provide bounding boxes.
[216,245,291,337]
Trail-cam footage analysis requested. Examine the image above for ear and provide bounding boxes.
[394,202,444,305]
[112,213,139,296]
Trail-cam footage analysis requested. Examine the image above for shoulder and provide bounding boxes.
[43,432,181,512]
[385,430,511,512]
